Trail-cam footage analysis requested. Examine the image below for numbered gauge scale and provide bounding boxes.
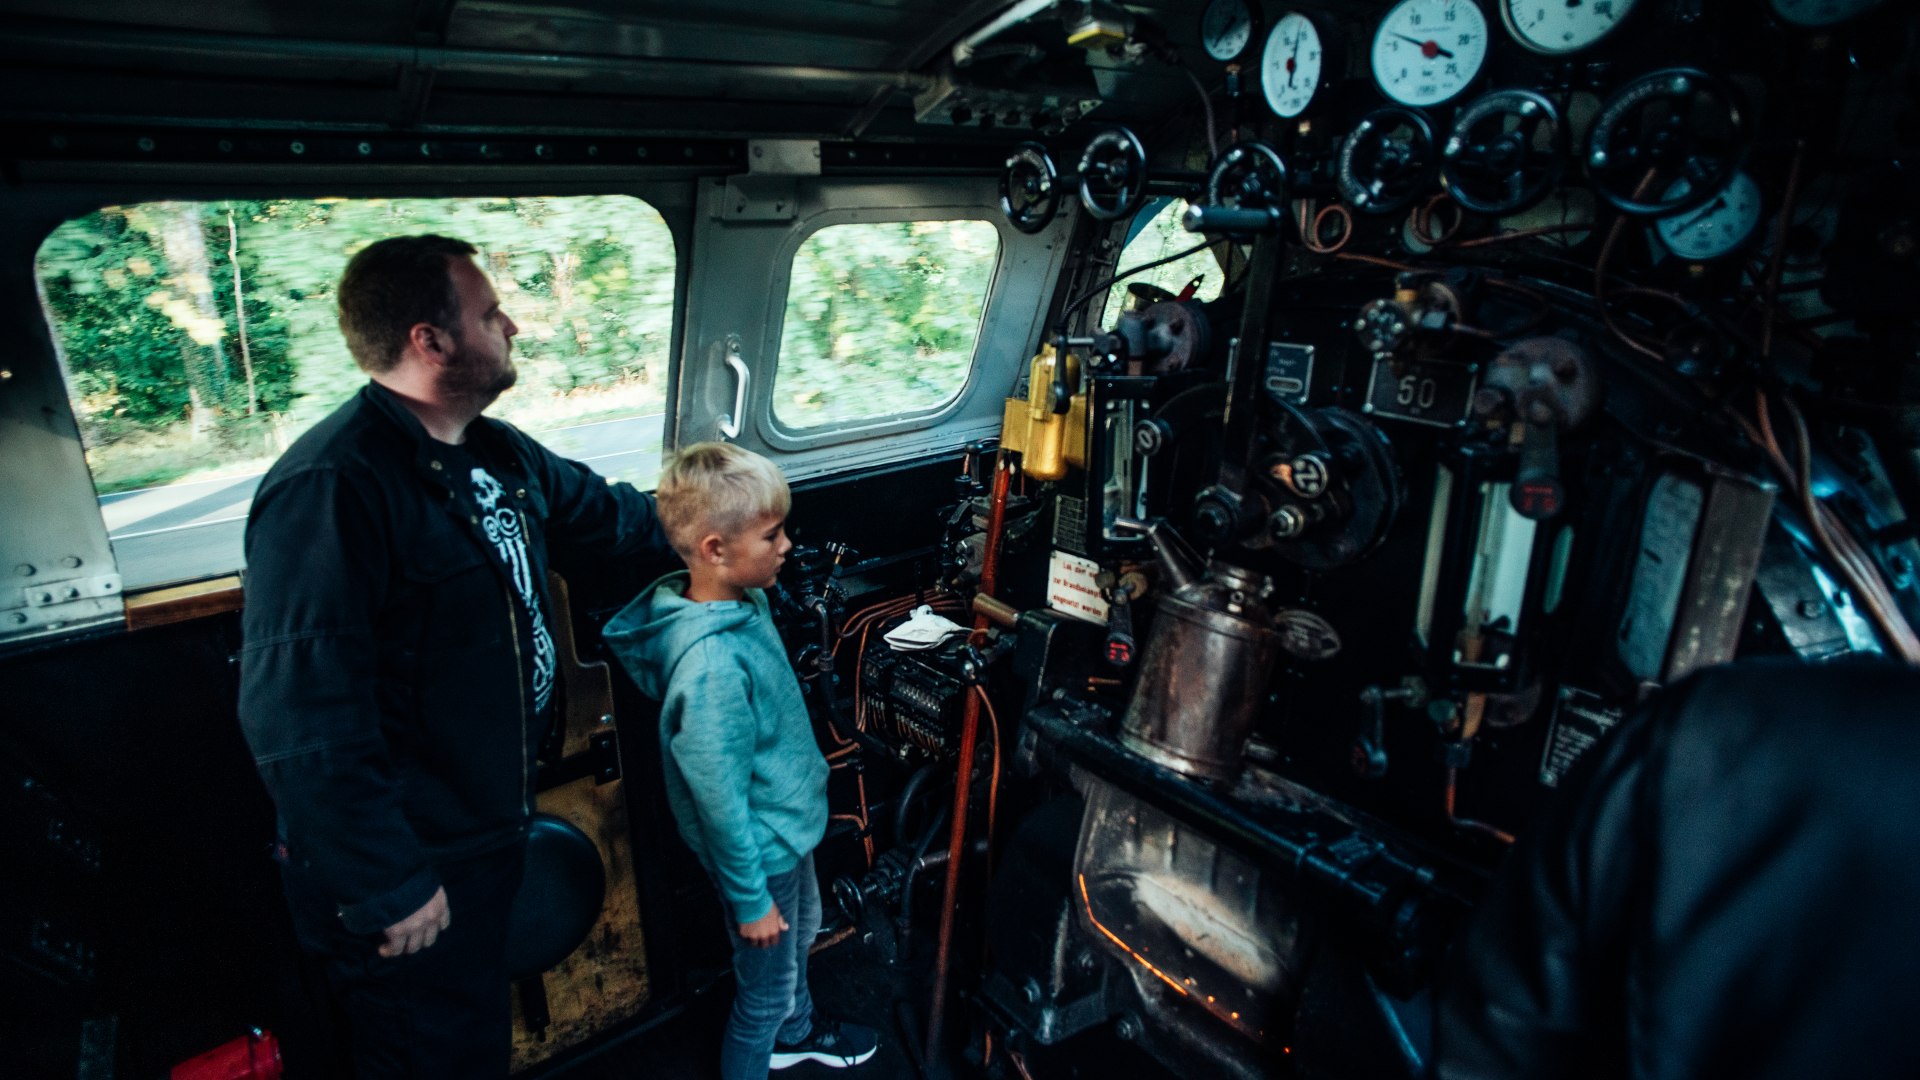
[1262,12,1326,119]
[1371,0,1489,108]
[1501,0,1638,55]
[1654,170,1763,261]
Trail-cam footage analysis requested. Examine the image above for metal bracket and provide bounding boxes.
[533,730,622,791]
[21,573,121,608]
[715,175,800,221]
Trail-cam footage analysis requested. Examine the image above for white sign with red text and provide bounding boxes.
[1046,549,1109,625]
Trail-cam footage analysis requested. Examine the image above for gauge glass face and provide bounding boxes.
[1654,171,1762,260]
[1502,0,1637,54]
[1262,13,1325,118]
[1202,0,1256,61]
[1769,0,1884,27]
[1372,0,1489,108]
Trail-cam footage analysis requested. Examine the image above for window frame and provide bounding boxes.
[2,168,697,643]
[758,210,1005,447]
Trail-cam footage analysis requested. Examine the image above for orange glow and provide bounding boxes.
[1077,873,1264,1041]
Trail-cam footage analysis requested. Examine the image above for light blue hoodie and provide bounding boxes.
[603,572,829,923]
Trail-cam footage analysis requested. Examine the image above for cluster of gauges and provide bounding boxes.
[1201,0,1888,118]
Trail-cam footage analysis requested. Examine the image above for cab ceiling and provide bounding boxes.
[0,0,1229,146]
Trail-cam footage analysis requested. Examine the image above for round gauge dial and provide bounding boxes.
[1201,0,1257,61]
[1502,0,1637,55]
[1372,0,1489,108]
[1262,13,1326,118]
[1654,171,1763,261]
[1769,0,1884,27]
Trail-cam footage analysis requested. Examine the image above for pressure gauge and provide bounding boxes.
[1769,0,1885,27]
[1502,0,1637,55]
[1371,0,1489,108]
[1654,171,1763,261]
[1201,0,1257,62]
[1262,13,1326,118]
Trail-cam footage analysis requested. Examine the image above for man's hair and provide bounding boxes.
[336,234,479,373]
[655,442,792,559]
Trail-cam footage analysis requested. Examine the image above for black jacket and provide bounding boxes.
[1434,658,1920,1080]
[238,383,669,935]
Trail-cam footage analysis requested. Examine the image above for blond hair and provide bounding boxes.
[655,442,792,559]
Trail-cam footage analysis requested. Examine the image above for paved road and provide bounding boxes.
[104,412,666,588]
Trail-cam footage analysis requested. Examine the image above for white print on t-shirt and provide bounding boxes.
[471,467,555,715]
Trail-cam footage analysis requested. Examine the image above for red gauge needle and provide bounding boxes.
[1392,31,1453,59]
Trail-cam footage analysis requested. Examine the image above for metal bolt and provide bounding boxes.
[599,714,615,726]
[1115,1014,1143,1042]
[60,556,81,569]
[1271,505,1309,539]
[10,613,26,625]
[15,564,33,577]
[1023,978,1044,1004]
[1798,599,1825,618]
[1590,150,1609,169]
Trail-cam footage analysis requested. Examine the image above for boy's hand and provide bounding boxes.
[740,903,788,948]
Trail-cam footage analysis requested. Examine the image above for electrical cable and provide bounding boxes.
[1056,238,1215,331]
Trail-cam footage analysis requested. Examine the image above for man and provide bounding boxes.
[238,235,673,1077]
[1433,657,1920,1079]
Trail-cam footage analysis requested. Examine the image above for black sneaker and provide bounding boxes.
[769,1016,878,1069]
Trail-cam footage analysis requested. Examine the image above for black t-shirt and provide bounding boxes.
[436,438,556,717]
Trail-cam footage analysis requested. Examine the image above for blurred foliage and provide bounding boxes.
[775,219,999,428]
[35,196,677,493]
[1102,199,1227,319]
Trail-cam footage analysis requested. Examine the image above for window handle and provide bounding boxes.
[718,337,750,440]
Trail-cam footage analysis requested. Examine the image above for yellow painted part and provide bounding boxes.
[999,345,1089,481]
[1067,25,1128,48]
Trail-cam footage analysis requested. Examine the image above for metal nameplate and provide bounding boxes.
[1362,356,1477,428]
[1263,341,1315,406]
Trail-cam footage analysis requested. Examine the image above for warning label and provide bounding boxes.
[1046,550,1109,625]
[1539,687,1625,788]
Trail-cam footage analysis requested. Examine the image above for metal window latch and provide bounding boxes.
[718,336,750,440]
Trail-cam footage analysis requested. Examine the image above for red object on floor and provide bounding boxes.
[171,1029,283,1080]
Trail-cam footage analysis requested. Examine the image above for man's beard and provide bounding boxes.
[443,333,517,402]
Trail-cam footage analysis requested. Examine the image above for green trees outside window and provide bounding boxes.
[36,196,677,496]
[774,219,999,429]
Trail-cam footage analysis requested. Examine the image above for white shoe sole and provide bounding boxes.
[768,1045,877,1069]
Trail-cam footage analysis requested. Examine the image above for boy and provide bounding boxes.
[605,442,878,1078]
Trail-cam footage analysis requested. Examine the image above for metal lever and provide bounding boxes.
[718,337,750,439]
[1182,204,1285,234]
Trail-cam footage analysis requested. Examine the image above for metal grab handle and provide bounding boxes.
[718,337,749,439]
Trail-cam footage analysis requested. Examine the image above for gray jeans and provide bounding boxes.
[719,853,821,1080]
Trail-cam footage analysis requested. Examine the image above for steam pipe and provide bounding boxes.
[950,0,1057,67]
[925,453,1012,1056]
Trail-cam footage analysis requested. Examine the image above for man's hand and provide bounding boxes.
[739,903,788,949]
[379,886,451,958]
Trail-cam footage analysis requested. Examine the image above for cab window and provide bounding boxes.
[1103,198,1226,316]
[34,195,676,590]
[771,219,999,430]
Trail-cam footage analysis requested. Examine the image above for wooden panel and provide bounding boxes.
[123,575,244,630]
[511,574,650,1071]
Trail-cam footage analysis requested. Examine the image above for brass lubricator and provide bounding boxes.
[998,343,1088,482]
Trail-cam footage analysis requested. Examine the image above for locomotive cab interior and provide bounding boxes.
[3,0,1918,1077]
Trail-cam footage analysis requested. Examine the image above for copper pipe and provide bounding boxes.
[925,454,1013,1055]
